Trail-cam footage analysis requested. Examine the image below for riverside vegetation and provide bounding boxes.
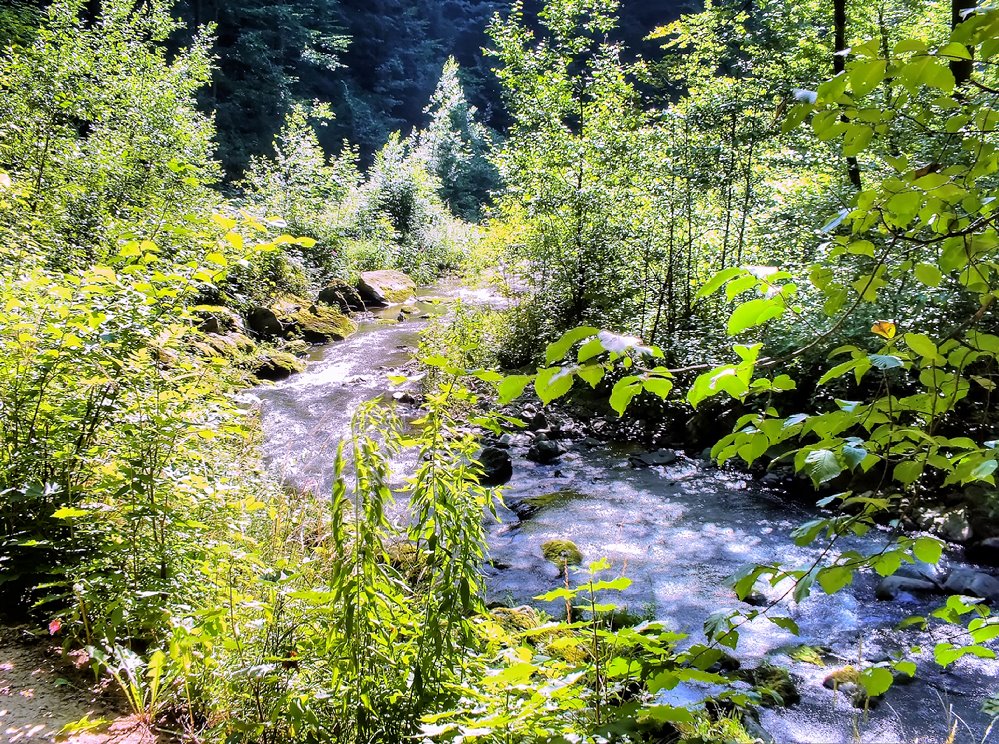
[1,0,999,742]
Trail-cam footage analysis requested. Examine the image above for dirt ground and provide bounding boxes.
[0,626,159,744]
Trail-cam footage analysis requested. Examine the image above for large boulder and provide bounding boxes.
[875,575,939,601]
[318,280,366,313]
[527,438,561,464]
[272,296,358,343]
[967,537,999,566]
[630,449,678,467]
[247,306,284,340]
[357,270,417,306]
[943,568,999,603]
[253,351,305,381]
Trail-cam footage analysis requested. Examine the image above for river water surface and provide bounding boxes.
[250,288,999,744]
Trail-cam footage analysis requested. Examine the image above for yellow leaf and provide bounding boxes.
[871,320,897,339]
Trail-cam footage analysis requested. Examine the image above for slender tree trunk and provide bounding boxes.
[736,133,755,266]
[684,117,694,318]
[720,110,737,269]
[951,0,974,86]
[834,0,863,189]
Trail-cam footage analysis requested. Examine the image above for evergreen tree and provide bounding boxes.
[415,57,500,221]
[178,0,347,176]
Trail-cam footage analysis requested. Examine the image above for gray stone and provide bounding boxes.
[629,449,678,467]
[875,576,939,601]
[896,559,946,586]
[939,509,974,543]
[528,411,549,431]
[527,439,561,464]
[317,281,366,312]
[478,447,513,486]
[247,306,284,340]
[943,567,999,603]
[967,537,999,566]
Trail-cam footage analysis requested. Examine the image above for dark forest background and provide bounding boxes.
[2,0,696,176]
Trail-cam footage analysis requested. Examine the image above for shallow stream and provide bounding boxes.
[249,288,999,744]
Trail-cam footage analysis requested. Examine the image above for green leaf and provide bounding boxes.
[860,667,893,697]
[535,368,574,405]
[803,449,843,485]
[643,705,694,724]
[727,297,786,335]
[577,364,605,388]
[913,536,943,564]
[52,507,88,519]
[546,326,599,365]
[696,267,743,299]
[610,376,643,416]
[904,333,938,359]
[894,460,924,486]
[498,374,532,404]
[643,375,673,399]
[850,59,887,96]
[817,565,853,594]
[769,616,800,634]
[869,354,904,370]
[914,262,943,286]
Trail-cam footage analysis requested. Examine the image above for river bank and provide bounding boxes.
[249,285,999,744]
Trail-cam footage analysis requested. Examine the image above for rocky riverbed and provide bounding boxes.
[250,283,999,744]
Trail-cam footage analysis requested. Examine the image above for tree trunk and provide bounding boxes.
[951,0,974,86]
[834,0,862,189]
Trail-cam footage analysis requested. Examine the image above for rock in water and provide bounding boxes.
[527,439,561,464]
[875,575,939,601]
[478,446,513,486]
[357,270,417,306]
[943,567,999,603]
[271,296,358,343]
[247,306,284,340]
[967,537,999,566]
[629,449,678,467]
[541,538,582,566]
[317,280,366,312]
[528,411,548,431]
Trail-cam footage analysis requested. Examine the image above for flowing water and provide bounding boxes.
[250,288,999,744]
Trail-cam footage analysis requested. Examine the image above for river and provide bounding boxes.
[249,287,999,744]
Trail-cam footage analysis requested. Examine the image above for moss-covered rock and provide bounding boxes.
[541,538,583,567]
[271,295,358,343]
[202,332,255,358]
[737,663,800,708]
[357,270,417,306]
[254,350,306,381]
[514,489,585,519]
[490,605,543,633]
[821,665,881,708]
[318,280,366,313]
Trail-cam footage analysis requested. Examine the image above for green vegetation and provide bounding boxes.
[2,0,999,741]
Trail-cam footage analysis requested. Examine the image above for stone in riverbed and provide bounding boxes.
[943,567,999,603]
[629,449,678,467]
[527,438,561,464]
[967,537,999,566]
[875,575,939,601]
[317,280,366,312]
[253,351,305,381]
[478,446,512,486]
[247,306,284,340]
[272,296,358,343]
[528,411,549,431]
[541,538,583,567]
[357,270,417,306]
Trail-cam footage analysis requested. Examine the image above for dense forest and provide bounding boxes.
[2,0,999,742]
